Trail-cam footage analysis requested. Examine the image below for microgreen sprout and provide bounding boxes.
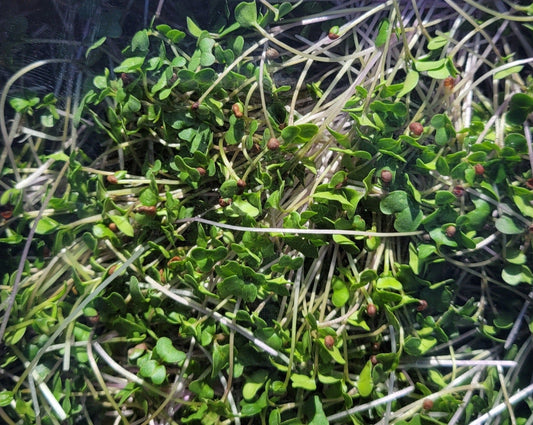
[1,0,533,423]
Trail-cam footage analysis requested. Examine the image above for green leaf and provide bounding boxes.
[363,169,375,194]
[428,369,447,388]
[435,190,456,205]
[225,114,245,145]
[85,36,106,58]
[186,17,203,37]
[358,360,373,397]
[243,370,269,401]
[255,327,284,349]
[429,227,457,248]
[151,364,167,385]
[375,19,390,47]
[129,275,148,308]
[167,29,186,43]
[174,155,201,182]
[233,36,244,55]
[457,199,491,230]
[139,187,158,206]
[327,126,351,148]
[235,1,258,28]
[109,215,134,237]
[9,96,39,113]
[380,191,408,214]
[269,408,281,425]
[276,2,293,20]
[495,215,524,235]
[319,339,345,364]
[397,70,419,98]
[427,34,449,50]
[240,390,268,417]
[494,312,514,329]
[40,113,55,127]
[198,36,216,66]
[155,337,186,364]
[404,336,437,355]
[308,396,328,425]
[189,379,214,399]
[191,246,228,271]
[511,187,533,218]
[360,269,378,283]
[218,275,257,302]
[220,179,239,198]
[415,58,447,72]
[504,133,527,152]
[281,123,319,144]
[502,264,533,286]
[376,276,402,291]
[332,278,350,307]
[414,57,457,79]
[4,327,26,345]
[393,200,422,232]
[157,25,186,43]
[231,243,261,267]
[212,343,230,377]
[506,248,527,265]
[290,373,316,390]
[124,94,141,113]
[0,390,13,407]
[229,198,260,218]
[428,57,457,79]
[34,216,61,235]
[114,56,145,73]
[132,30,149,52]
[313,191,356,215]
[92,223,117,240]
[507,93,533,125]
[273,255,303,272]
[139,359,167,385]
[494,65,523,80]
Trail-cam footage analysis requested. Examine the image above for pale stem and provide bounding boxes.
[469,383,533,425]
[11,246,145,393]
[327,385,415,422]
[175,217,422,237]
[146,277,290,364]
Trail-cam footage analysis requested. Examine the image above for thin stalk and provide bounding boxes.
[469,383,533,425]
[92,341,173,399]
[198,40,268,105]
[146,277,290,364]
[11,246,145,393]
[222,299,240,402]
[258,47,275,137]
[497,364,517,425]
[175,216,423,237]
[284,265,303,387]
[524,123,533,173]
[86,335,129,425]
[0,59,70,178]
[0,161,69,343]
[318,245,338,322]
[327,385,415,422]
[460,0,533,22]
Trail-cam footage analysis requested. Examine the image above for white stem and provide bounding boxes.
[146,277,290,364]
[402,358,517,368]
[327,385,415,422]
[469,383,533,425]
[175,217,422,237]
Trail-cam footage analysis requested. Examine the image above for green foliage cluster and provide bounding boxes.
[2,1,533,424]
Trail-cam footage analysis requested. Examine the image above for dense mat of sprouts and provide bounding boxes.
[1,1,533,424]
